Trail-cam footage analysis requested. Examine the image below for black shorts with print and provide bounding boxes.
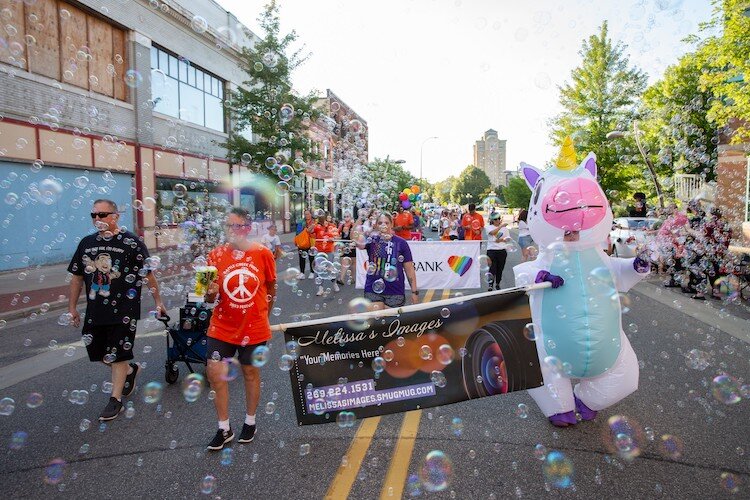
[82,322,137,363]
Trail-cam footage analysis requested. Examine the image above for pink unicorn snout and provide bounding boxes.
[541,177,606,231]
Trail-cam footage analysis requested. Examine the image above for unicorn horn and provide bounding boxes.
[555,136,578,171]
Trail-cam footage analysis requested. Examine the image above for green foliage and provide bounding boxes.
[694,0,750,143]
[550,21,648,202]
[365,158,418,210]
[432,176,456,206]
[450,165,492,205]
[641,52,718,183]
[221,1,320,175]
[503,177,532,209]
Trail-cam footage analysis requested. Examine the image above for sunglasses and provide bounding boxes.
[90,212,115,219]
[225,223,252,229]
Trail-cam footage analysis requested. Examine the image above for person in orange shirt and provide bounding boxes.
[203,207,277,451]
[313,213,340,296]
[461,203,485,241]
[393,206,414,239]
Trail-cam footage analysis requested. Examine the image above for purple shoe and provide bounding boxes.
[575,396,597,421]
[548,411,577,427]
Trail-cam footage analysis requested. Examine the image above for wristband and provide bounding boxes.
[412,290,419,296]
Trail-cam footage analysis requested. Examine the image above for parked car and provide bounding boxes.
[609,217,659,257]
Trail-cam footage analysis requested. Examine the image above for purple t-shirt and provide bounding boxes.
[364,235,413,295]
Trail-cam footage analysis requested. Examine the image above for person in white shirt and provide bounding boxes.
[516,209,535,262]
[261,224,283,260]
[486,212,511,290]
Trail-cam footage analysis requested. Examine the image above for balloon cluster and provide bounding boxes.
[398,185,422,209]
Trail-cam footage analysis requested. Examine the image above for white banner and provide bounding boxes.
[355,241,481,290]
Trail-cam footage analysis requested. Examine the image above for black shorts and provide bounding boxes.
[82,323,137,363]
[206,337,268,366]
[363,292,406,308]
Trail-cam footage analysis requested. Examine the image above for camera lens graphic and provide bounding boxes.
[462,321,527,399]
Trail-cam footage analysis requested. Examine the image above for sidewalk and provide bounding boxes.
[0,231,298,321]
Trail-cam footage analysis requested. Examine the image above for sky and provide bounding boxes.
[215,0,714,183]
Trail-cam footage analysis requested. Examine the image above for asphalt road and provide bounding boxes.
[1,244,749,499]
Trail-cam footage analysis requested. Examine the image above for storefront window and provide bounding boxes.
[155,178,230,225]
[151,45,225,132]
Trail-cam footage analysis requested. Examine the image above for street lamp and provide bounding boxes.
[606,122,665,208]
[420,136,439,181]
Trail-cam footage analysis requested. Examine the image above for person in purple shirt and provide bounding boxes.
[356,213,419,309]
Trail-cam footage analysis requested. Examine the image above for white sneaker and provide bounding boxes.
[308,272,314,279]
[316,286,324,296]
[297,273,305,280]
[333,282,340,292]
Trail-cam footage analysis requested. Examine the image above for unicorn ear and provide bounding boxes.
[581,153,597,178]
[520,162,542,189]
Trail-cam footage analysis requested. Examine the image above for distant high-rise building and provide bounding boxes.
[473,129,507,187]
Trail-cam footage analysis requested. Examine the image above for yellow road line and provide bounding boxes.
[325,416,382,499]
[441,288,451,300]
[379,409,422,499]
[422,289,436,303]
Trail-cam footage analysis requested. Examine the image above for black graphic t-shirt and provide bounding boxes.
[67,230,151,326]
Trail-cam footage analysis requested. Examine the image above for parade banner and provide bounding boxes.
[354,241,481,290]
[278,286,545,425]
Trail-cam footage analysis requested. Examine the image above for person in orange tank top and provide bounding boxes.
[393,206,414,239]
[313,213,340,296]
[461,203,485,240]
[203,207,277,451]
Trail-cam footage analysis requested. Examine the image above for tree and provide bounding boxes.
[450,165,491,206]
[432,177,455,206]
[503,177,532,209]
[550,21,648,202]
[339,157,417,211]
[222,1,320,179]
[641,52,718,183]
[693,0,750,143]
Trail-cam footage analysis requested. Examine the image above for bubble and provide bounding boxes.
[430,370,447,388]
[182,373,205,403]
[285,340,299,359]
[191,15,208,33]
[720,472,740,494]
[450,417,464,436]
[261,51,279,68]
[534,443,547,460]
[44,458,66,485]
[348,297,371,314]
[659,434,684,460]
[142,381,163,404]
[10,431,28,450]
[372,356,385,373]
[685,349,709,370]
[220,447,233,466]
[221,357,241,382]
[172,183,188,198]
[440,307,450,318]
[124,69,143,89]
[419,450,453,492]
[372,279,386,294]
[201,475,216,494]
[265,401,276,414]
[515,403,528,419]
[606,415,642,461]
[79,419,91,432]
[279,354,294,371]
[4,192,18,205]
[33,178,63,205]
[523,323,537,341]
[275,181,289,196]
[437,344,454,365]
[26,392,43,408]
[383,265,398,282]
[419,345,432,360]
[543,450,573,488]
[0,397,16,416]
[711,374,741,404]
[265,157,276,168]
[336,411,356,428]
[252,345,270,367]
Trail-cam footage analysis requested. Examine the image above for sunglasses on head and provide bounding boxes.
[90,212,115,219]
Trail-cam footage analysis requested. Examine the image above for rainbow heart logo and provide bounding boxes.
[447,255,473,277]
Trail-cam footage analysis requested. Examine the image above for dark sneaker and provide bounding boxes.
[99,397,124,421]
[206,428,234,451]
[238,424,256,443]
[123,362,139,397]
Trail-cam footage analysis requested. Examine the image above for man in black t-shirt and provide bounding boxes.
[68,199,166,422]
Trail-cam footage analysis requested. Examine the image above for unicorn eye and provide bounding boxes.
[532,179,544,205]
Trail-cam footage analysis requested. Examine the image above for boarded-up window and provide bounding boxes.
[0,0,128,101]
[0,0,27,70]
[88,15,113,96]
[26,0,60,80]
[59,3,89,89]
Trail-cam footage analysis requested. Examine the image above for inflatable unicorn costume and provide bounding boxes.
[513,138,650,427]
